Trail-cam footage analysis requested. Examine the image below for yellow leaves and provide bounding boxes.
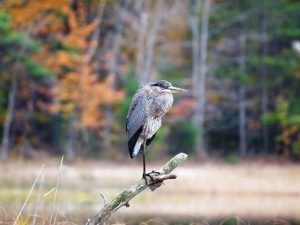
[62,102,77,114]
[281,125,298,145]
[208,93,222,104]
[273,98,300,148]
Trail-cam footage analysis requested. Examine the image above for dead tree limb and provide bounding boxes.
[86,153,188,225]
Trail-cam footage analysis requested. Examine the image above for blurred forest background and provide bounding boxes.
[1,0,300,162]
[2,1,300,225]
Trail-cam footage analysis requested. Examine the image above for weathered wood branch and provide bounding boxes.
[86,153,188,225]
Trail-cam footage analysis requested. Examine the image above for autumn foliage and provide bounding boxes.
[0,0,124,159]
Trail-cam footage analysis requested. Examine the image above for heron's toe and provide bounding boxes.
[149,170,161,175]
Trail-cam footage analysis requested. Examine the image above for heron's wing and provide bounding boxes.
[126,88,148,139]
[126,88,149,157]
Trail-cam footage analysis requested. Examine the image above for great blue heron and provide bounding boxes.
[126,80,187,181]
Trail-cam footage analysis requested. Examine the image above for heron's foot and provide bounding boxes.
[142,170,161,185]
[142,172,156,185]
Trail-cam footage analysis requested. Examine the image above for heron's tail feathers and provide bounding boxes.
[128,126,143,159]
[131,138,143,158]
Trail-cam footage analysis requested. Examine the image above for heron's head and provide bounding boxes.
[150,80,188,94]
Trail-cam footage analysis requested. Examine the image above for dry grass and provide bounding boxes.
[1,158,300,224]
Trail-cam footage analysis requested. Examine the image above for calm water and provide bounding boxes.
[1,160,300,225]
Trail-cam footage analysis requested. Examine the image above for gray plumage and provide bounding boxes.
[126,80,186,159]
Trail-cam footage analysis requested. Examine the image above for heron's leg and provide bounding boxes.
[142,141,160,176]
[142,142,155,184]
[142,146,146,175]
[142,142,148,184]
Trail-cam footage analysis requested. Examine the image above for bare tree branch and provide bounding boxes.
[86,153,188,225]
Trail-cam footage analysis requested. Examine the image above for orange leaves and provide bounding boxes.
[59,72,81,104]
[169,98,195,116]
[78,70,124,129]
[51,1,124,130]
[35,50,81,74]
[60,6,99,50]
[4,0,125,132]
[4,0,96,48]
[79,69,104,128]
[4,0,72,30]
[98,75,124,104]
[58,66,124,129]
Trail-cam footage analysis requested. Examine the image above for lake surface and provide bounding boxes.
[1,159,300,224]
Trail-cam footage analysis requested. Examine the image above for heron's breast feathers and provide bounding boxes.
[141,118,161,139]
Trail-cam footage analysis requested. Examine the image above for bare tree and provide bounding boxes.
[140,0,163,84]
[64,119,77,162]
[260,5,269,154]
[0,62,18,160]
[135,0,164,85]
[135,0,149,83]
[238,34,247,156]
[190,0,210,159]
[189,0,201,99]
[103,2,125,151]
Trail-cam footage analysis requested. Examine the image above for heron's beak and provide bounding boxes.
[168,86,188,93]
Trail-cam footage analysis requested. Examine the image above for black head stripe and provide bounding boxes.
[151,80,172,89]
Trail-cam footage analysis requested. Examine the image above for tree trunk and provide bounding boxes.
[238,85,247,156]
[64,119,77,162]
[194,0,210,159]
[84,0,106,64]
[260,6,269,154]
[238,34,247,156]
[103,3,124,151]
[0,63,18,160]
[135,0,149,83]
[139,0,163,84]
[0,20,50,160]
[189,0,201,99]
[260,57,269,154]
